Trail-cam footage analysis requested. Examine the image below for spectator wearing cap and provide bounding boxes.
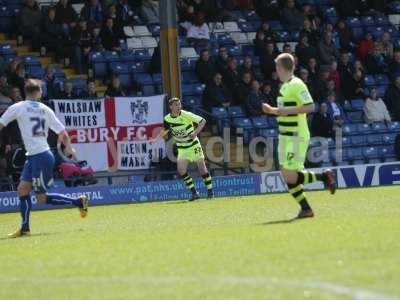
[202,73,232,110]
[81,79,98,99]
[105,75,127,97]
[295,34,318,67]
[357,32,374,62]
[214,46,229,75]
[343,69,365,100]
[195,49,217,84]
[365,41,387,74]
[384,76,400,121]
[281,0,304,31]
[311,103,334,138]
[187,13,210,48]
[100,18,123,51]
[59,81,78,99]
[141,0,159,24]
[19,0,42,51]
[235,71,253,106]
[80,0,103,30]
[245,80,264,117]
[364,87,391,124]
[318,32,340,65]
[260,41,278,79]
[388,50,400,80]
[326,93,345,128]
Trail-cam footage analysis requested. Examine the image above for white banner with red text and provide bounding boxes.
[52,95,166,171]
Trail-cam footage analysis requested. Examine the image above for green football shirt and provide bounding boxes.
[164,110,204,149]
[277,76,314,137]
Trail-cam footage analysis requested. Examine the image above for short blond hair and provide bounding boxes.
[275,53,295,72]
[24,79,42,96]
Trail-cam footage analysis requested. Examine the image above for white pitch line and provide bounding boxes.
[0,275,398,300]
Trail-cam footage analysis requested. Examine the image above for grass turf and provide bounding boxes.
[0,186,399,300]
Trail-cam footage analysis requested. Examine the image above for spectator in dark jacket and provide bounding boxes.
[281,0,304,31]
[19,0,42,50]
[100,18,123,51]
[105,4,124,33]
[295,34,318,67]
[343,69,365,100]
[338,52,353,89]
[55,0,78,36]
[202,73,232,110]
[59,81,78,99]
[117,0,135,26]
[261,81,277,107]
[8,63,26,98]
[80,79,98,99]
[73,20,93,73]
[105,75,127,97]
[214,46,229,75]
[223,57,241,94]
[195,49,217,84]
[43,66,57,100]
[260,41,278,79]
[365,42,387,74]
[253,30,266,57]
[80,0,103,30]
[246,80,263,116]
[326,93,345,127]
[318,32,339,64]
[311,102,334,138]
[300,18,319,47]
[239,56,259,79]
[388,50,400,80]
[235,71,252,105]
[258,22,275,42]
[41,7,64,60]
[336,20,353,51]
[384,76,400,121]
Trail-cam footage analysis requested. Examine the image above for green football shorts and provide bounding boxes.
[177,144,205,162]
[278,135,310,170]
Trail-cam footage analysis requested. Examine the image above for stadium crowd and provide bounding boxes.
[1,0,400,184]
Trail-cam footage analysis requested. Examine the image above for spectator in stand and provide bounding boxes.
[295,34,318,67]
[300,18,319,47]
[9,87,23,103]
[298,68,315,99]
[328,60,340,90]
[313,67,330,103]
[381,32,394,59]
[41,7,64,61]
[117,0,135,26]
[80,0,103,30]
[311,103,334,138]
[141,0,159,24]
[326,92,345,128]
[100,18,123,51]
[336,20,353,51]
[239,56,259,80]
[195,49,217,84]
[202,73,232,110]
[282,43,293,54]
[59,81,77,99]
[91,26,103,51]
[105,75,127,97]
[254,30,266,57]
[8,63,26,98]
[214,46,229,75]
[302,3,320,29]
[384,75,400,121]
[388,50,400,79]
[245,80,263,116]
[254,0,280,21]
[343,69,365,100]
[105,4,124,32]
[307,57,319,83]
[73,20,93,73]
[235,71,253,106]
[259,22,275,42]
[364,87,391,124]
[261,81,277,107]
[19,0,42,51]
[187,13,210,48]
[43,66,56,100]
[281,0,304,31]
[0,75,11,100]
[81,79,98,99]
[365,41,387,74]
[260,41,278,79]
[222,57,241,95]
[353,59,365,75]
[357,32,374,62]
[338,51,353,88]
[55,0,78,37]
[318,32,340,65]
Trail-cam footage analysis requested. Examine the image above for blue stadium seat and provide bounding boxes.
[322,6,337,17]
[346,111,363,123]
[364,74,375,86]
[267,116,278,128]
[216,33,235,46]
[291,31,300,41]
[362,16,376,27]
[228,106,246,118]
[135,73,153,85]
[276,31,291,42]
[342,100,352,111]
[260,128,278,138]
[238,21,255,32]
[350,99,364,111]
[371,122,387,133]
[228,45,242,56]
[351,135,367,146]
[366,134,382,145]
[347,17,361,28]
[363,146,379,159]
[379,145,396,159]
[368,26,385,39]
[252,116,268,135]
[130,62,146,73]
[118,74,131,88]
[120,50,136,63]
[382,133,397,144]
[142,84,155,96]
[375,74,389,86]
[351,27,364,40]
[269,20,283,31]
[331,148,349,163]
[149,24,160,36]
[0,6,13,32]
[342,123,359,135]
[386,25,400,38]
[180,58,194,71]
[357,123,373,134]
[376,85,387,97]
[27,66,45,79]
[388,1,400,13]
[134,49,151,61]
[348,147,364,160]
[212,107,229,130]
[152,73,162,84]
[388,121,400,132]
[181,72,198,84]
[104,51,120,63]
[21,55,40,67]
[183,96,202,108]
[341,136,351,147]
[244,10,260,21]
[111,62,129,74]
[233,118,253,143]
[182,84,194,96]
[0,43,15,56]
[375,15,390,26]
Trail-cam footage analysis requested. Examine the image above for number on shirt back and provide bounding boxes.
[30,117,46,137]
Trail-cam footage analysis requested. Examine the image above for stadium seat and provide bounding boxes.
[375,15,390,26]
[224,22,240,32]
[126,37,143,49]
[130,61,146,73]
[180,58,194,71]
[269,20,283,31]
[111,62,129,74]
[363,146,379,159]
[347,17,361,28]
[181,72,198,84]
[341,136,351,147]
[364,74,376,86]
[260,128,278,138]
[388,14,400,26]
[133,25,151,36]
[181,47,199,59]
[228,106,246,118]
[350,99,364,111]
[351,135,367,146]
[228,45,243,56]
[362,16,376,27]
[216,33,235,45]
[351,27,364,40]
[357,123,373,134]
[367,134,382,145]
[275,31,291,42]
[244,10,260,21]
[141,36,157,48]
[347,111,363,123]
[27,66,45,79]
[104,51,120,63]
[182,84,194,96]
[120,50,136,63]
[238,21,255,32]
[267,116,278,128]
[118,74,131,88]
[382,133,397,144]
[0,43,15,56]
[233,117,253,143]
[375,74,389,85]
[342,100,352,111]
[348,147,364,160]
[135,73,153,85]
[371,122,387,133]
[142,84,155,96]
[212,107,229,130]
[134,49,152,61]
[388,121,400,132]
[149,24,160,36]
[152,73,162,84]
[342,123,359,135]
[379,145,396,159]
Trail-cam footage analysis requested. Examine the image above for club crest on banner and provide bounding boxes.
[130,99,149,124]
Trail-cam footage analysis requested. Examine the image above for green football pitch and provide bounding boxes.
[0,186,399,300]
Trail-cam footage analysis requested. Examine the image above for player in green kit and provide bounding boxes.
[262,53,336,218]
[153,97,213,201]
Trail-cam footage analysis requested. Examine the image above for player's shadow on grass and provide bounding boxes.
[0,230,81,241]
[259,217,299,226]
